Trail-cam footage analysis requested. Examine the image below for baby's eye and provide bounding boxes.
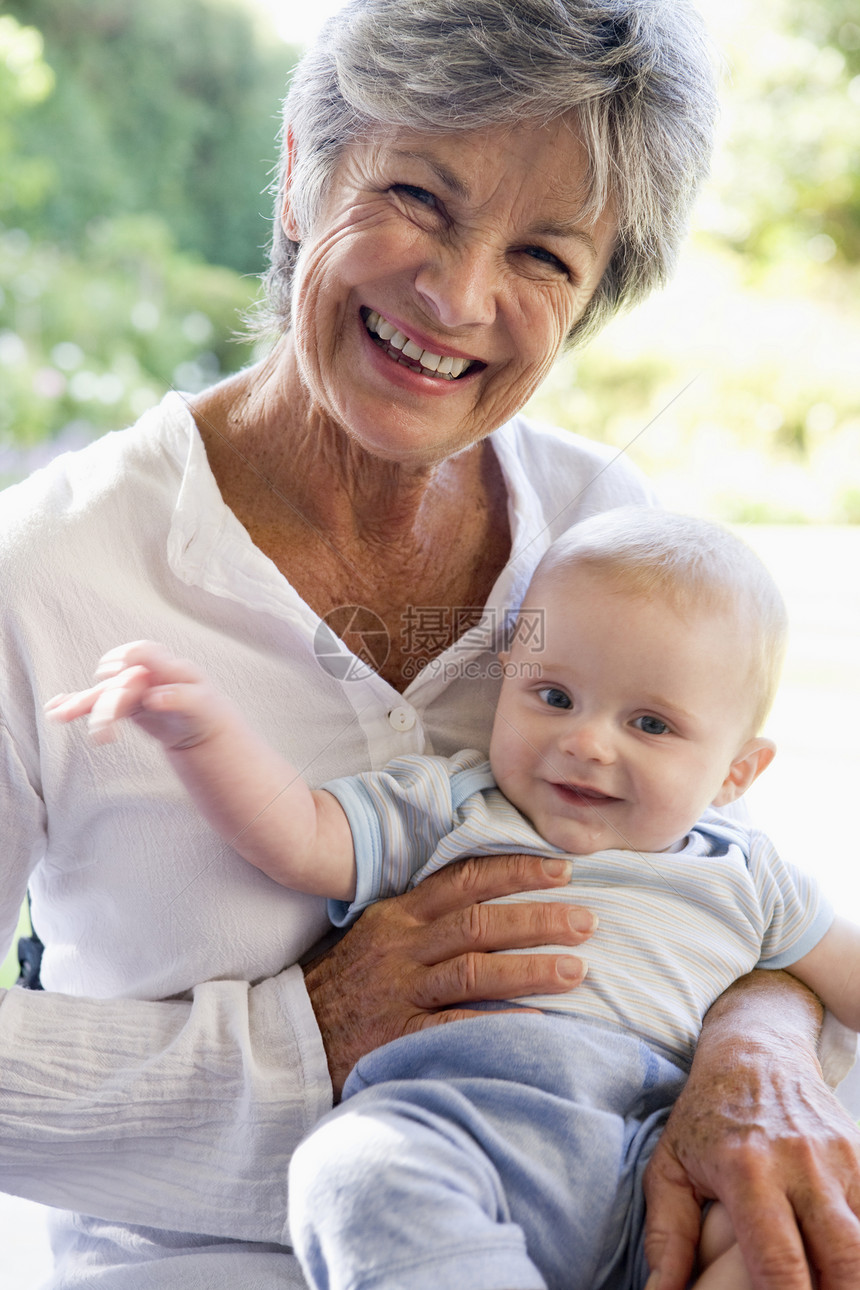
[633,714,671,736]
[537,687,572,710]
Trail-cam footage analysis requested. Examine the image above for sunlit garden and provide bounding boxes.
[2,0,858,513]
[526,0,860,522]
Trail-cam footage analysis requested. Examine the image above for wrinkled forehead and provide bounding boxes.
[322,111,614,232]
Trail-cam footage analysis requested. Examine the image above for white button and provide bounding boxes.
[388,706,416,732]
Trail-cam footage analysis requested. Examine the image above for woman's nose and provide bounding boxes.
[414,243,498,329]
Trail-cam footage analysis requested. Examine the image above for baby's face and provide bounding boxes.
[489,566,765,854]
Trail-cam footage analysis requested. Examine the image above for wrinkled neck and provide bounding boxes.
[197,337,488,552]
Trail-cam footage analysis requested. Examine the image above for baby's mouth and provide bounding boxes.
[362,309,483,380]
[554,782,619,805]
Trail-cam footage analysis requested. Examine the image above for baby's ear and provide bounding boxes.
[712,737,776,807]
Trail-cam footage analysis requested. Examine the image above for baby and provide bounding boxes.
[48,509,859,1290]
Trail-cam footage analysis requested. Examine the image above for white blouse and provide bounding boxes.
[0,391,655,1286]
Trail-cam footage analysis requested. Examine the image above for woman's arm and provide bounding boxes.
[0,853,592,1227]
[0,969,325,1242]
[643,970,860,1290]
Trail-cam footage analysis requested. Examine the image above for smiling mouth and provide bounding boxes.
[552,782,619,806]
[362,309,484,381]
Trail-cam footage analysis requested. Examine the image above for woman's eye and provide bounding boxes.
[522,246,569,276]
[537,687,572,710]
[634,714,671,736]
[392,184,439,210]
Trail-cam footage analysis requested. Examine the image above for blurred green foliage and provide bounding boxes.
[527,0,860,522]
[0,214,258,485]
[0,0,297,482]
[696,0,860,267]
[0,0,858,519]
[0,13,55,212]
[0,901,30,989]
[2,0,294,273]
[784,0,860,261]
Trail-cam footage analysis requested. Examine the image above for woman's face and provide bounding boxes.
[285,117,617,469]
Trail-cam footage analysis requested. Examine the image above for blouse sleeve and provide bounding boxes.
[0,718,48,960]
[0,966,331,1244]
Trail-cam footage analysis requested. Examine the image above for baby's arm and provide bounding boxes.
[46,640,357,900]
[786,916,860,1032]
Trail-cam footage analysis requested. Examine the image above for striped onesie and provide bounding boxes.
[290,747,833,1290]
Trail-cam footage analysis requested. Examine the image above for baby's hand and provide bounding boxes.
[45,640,223,750]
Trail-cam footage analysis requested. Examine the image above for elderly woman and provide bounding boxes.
[0,1,858,1288]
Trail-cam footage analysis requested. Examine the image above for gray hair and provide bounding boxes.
[262,0,718,346]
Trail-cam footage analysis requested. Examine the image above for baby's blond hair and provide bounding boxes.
[530,508,788,734]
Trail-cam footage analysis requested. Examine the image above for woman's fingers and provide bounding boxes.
[729,1146,860,1290]
[411,944,587,1011]
[406,893,594,960]
[640,1148,703,1290]
[643,971,860,1290]
[795,1188,860,1290]
[304,854,595,1098]
[399,855,594,972]
[399,852,574,920]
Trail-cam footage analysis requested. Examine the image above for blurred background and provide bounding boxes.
[1,0,858,514]
[0,0,858,1279]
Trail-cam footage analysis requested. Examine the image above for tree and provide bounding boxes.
[697,0,860,267]
[3,0,299,274]
[0,12,55,215]
[0,1,298,470]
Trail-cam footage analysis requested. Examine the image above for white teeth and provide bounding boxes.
[365,311,473,379]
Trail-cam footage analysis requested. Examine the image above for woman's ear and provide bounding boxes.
[712,737,776,807]
[281,126,301,241]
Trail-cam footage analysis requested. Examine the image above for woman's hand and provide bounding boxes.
[303,853,595,1098]
[643,971,860,1290]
